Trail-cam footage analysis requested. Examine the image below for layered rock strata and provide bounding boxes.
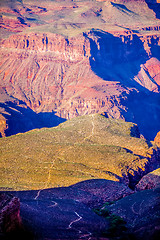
[0,29,160,139]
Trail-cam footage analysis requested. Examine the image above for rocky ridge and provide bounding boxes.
[136,168,160,190]
[0,114,160,190]
[0,193,23,239]
[154,131,160,147]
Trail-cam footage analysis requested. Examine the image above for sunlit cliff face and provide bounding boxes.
[0,0,160,140]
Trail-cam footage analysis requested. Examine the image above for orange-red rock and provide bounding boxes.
[154,131,160,147]
[0,0,160,140]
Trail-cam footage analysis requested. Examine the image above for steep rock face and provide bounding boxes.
[87,30,160,92]
[0,99,65,137]
[134,57,160,92]
[0,0,160,139]
[122,146,160,189]
[140,34,160,57]
[1,33,91,61]
[154,131,160,147]
[0,30,160,139]
[0,32,130,121]
[136,168,160,190]
[0,115,8,137]
[0,193,22,236]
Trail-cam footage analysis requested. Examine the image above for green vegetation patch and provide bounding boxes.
[93,206,128,239]
[0,114,154,190]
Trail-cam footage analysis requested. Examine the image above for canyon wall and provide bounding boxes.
[1,33,91,61]
[0,29,160,139]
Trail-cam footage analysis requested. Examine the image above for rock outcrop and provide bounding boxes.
[0,115,8,137]
[136,168,160,190]
[0,193,22,238]
[154,131,160,147]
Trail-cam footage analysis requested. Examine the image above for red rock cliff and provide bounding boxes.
[0,30,160,139]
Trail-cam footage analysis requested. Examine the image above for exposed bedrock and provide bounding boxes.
[0,30,160,139]
[135,168,160,190]
[0,193,27,239]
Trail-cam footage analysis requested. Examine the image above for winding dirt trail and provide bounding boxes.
[67,211,82,229]
[83,115,95,142]
[48,200,58,208]
[67,211,92,239]
[34,189,42,200]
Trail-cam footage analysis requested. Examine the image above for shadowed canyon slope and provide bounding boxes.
[107,186,160,240]
[1,183,160,239]
[0,0,160,140]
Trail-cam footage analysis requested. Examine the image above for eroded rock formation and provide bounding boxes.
[0,0,160,139]
[0,115,8,137]
[136,168,160,190]
[154,131,160,147]
[0,193,22,237]
[0,29,160,139]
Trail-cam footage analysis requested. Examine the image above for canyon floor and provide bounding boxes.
[0,0,160,239]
